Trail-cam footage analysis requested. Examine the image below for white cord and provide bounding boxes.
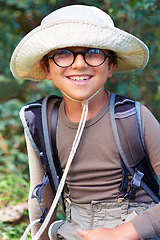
[61,88,101,103]
[20,219,40,240]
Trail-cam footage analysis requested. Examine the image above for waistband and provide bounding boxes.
[65,198,155,222]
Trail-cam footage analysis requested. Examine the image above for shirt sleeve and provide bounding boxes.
[131,105,160,239]
[25,133,56,240]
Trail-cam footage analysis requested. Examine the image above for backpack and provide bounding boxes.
[19,93,160,221]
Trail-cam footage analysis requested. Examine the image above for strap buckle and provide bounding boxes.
[125,170,144,201]
[31,172,49,223]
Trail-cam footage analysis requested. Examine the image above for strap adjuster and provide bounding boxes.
[31,172,49,223]
[132,170,144,188]
[124,170,144,201]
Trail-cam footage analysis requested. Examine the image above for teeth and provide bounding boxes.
[69,76,90,81]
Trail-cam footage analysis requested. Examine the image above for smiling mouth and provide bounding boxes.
[68,76,92,82]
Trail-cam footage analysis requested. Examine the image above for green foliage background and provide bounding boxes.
[0,0,160,239]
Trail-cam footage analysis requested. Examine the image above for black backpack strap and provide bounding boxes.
[110,93,160,203]
[51,99,63,180]
[50,99,68,211]
[41,95,65,211]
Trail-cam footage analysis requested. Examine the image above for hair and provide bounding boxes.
[42,54,49,69]
[42,49,118,69]
[108,50,118,66]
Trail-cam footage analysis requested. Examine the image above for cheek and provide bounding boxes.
[49,64,62,79]
[96,65,109,80]
[49,68,66,88]
[50,72,61,85]
[99,62,114,79]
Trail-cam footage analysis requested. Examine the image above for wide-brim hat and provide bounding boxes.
[10,5,149,81]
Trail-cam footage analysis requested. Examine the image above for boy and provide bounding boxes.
[10,5,160,240]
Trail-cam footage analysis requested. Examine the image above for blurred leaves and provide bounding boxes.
[0,221,31,240]
[0,174,29,207]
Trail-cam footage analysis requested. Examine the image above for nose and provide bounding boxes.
[71,53,88,69]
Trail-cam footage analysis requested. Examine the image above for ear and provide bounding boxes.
[108,63,116,78]
[40,60,52,80]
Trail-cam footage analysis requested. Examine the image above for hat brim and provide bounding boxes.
[10,20,149,81]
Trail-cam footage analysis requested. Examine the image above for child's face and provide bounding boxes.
[41,47,116,101]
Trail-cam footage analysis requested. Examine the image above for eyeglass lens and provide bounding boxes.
[54,49,73,67]
[49,48,109,67]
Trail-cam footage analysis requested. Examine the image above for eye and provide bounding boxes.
[55,49,72,58]
[89,49,100,53]
[87,49,103,57]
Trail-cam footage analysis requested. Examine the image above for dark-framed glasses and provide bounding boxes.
[48,48,110,68]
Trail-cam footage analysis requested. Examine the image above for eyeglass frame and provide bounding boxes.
[48,48,111,68]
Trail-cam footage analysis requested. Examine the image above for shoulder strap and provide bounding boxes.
[41,95,64,210]
[20,95,64,210]
[110,93,139,172]
[51,99,63,180]
[110,93,160,203]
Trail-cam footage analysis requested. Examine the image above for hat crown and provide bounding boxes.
[41,5,115,28]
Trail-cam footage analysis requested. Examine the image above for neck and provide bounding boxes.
[62,89,108,122]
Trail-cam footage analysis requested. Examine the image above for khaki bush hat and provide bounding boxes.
[10,5,149,81]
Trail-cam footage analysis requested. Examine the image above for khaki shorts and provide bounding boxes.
[48,199,158,240]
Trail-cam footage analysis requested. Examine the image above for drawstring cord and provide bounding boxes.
[20,88,101,240]
[61,88,101,103]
